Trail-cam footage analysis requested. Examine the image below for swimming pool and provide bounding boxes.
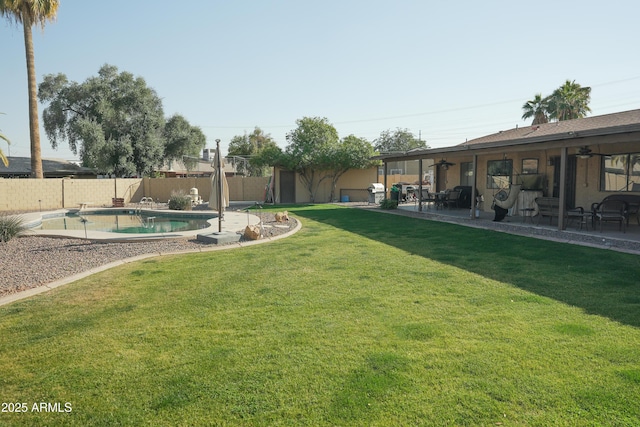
[37,211,214,234]
[24,208,256,242]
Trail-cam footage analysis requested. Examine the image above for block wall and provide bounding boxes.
[1,175,301,212]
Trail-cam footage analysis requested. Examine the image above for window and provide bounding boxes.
[522,158,538,174]
[487,159,513,189]
[601,153,640,192]
[460,162,474,187]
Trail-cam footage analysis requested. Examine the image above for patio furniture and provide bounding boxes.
[434,192,447,209]
[534,197,585,228]
[520,208,536,223]
[492,184,522,221]
[534,197,559,225]
[593,199,628,233]
[591,194,640,226]
[416,189,436,209]
[444,191,461,209]
[565,206,588,230]
[453,185,473,208]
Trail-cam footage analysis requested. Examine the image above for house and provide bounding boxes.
[0,157,96,178]
[154,149,239,178]
[376,109,640,229]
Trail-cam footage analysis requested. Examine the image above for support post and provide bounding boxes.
[418,158,423,212]
[558,147,567,231]
[470,154,478,219]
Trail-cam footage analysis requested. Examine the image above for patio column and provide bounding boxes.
[418,158,423,212]
[470,154,478,220]
[383,161,388,199]
[558,147,567,231]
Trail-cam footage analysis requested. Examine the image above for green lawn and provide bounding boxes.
[1,205,639,426]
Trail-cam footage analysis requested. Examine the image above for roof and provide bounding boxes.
[377,109,640,161]
[0,157,96,178]
[460,109,640,147]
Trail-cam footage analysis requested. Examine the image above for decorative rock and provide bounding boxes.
[275,211,289,222]
[244,224,261,240]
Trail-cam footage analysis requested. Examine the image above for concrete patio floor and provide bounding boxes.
[400,201,640,247]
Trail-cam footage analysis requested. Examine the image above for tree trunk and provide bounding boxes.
[23,18,43,179]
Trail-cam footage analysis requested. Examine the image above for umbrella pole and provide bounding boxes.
[216,139,223,232]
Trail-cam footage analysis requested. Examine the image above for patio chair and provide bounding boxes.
[593,199,627,233]
[444,191,461,209]
[417,189,436,209]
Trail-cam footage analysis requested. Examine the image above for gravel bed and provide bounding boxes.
[0,213,297,298]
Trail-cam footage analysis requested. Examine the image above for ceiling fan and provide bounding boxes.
[577,146,593,159]
[431,158,456,170]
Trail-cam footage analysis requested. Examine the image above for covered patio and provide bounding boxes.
[392,199,640,254]
[375,109,640,243]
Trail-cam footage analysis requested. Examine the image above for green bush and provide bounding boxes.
[379,198,398,210]
[0,214,27,242]
[168,191,192,210]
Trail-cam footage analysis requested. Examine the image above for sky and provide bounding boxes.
[2,0,640,162]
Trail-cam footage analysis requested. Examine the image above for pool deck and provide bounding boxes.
[19,207,260,242]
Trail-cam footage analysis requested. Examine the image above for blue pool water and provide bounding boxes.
[38,211,215,234]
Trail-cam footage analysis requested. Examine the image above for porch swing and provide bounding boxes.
[491,155,522,222]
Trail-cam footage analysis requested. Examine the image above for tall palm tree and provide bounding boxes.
[0,131,9,167]
[0,112,9,167]
[0,0,59,178]
[521,93,550,125]
[548,79,591,121]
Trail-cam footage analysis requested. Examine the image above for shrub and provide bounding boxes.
[379,198,398,210]
[0,214,27,243]
[168,191,192,210]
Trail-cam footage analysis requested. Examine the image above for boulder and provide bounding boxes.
[275,211,289,222]
[244,224,261,240]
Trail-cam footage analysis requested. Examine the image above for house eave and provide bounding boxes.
[375,123,640,162]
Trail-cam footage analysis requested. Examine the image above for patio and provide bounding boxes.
[390,201,640,254]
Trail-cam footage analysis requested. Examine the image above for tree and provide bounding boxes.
[521,93,550,125]
[373,128,427,153]
[0,113,9,167]
[250,143,284,172]
[164,114,206,172]
[279,117,379,202]
[1,0,59,178]
[548,80,591,121]
[38,64,167,176]
[321,134,378,202]
[228,127,279,176]
[522,80,591,124]
[282,117,339,203]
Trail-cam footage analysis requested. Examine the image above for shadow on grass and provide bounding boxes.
[287,205,640,328]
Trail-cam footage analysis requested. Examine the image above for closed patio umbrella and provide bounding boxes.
[209,141,229,221]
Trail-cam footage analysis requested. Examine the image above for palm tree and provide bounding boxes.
[0,113,9,167]
[521,93,550,125]
[0,0,59,178]
[548,79,591,121]
[0,133,9,167]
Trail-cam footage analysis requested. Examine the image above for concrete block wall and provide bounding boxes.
[0,179,62,211]
[0,178,145,211]
[140,176,270,204]
[1,176,282,212]
[62,178,143,208]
